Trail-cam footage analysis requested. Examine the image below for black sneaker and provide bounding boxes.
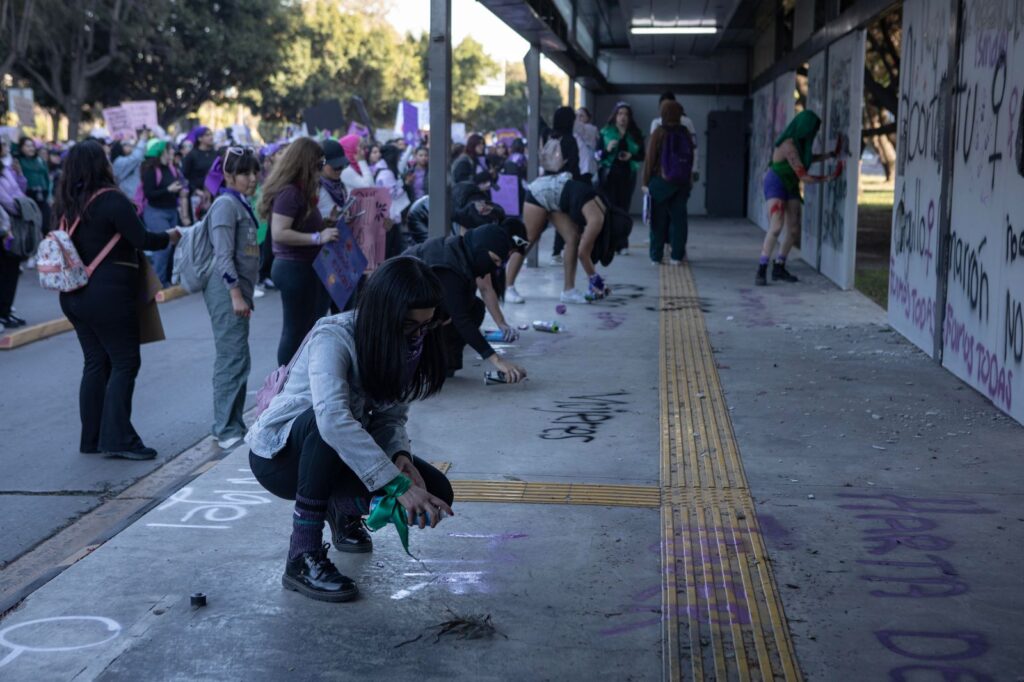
[755,264,768,286]
[772,262,799,283]
[103,445,157,460]
[326,510,373,554]
[0,315,26,329]
[282,544,359,602]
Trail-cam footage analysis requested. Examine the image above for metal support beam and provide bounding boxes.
[568,78,576,109]
[428,0,452,239]
[525,45,541,268]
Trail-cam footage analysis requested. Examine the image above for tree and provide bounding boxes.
[449,36,499,124]
[0,0,36,81]
[862,7,900,180]
[472,62,563,133]
[253,0,426,127]
[16,0,145,139]
[94,0,288,124]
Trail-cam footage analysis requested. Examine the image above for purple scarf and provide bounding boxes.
[319,176,347,208]
[402,331,426,387]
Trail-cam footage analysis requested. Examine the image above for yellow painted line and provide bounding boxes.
[659,263,802,681]
[0,316,73,349]
[450,480,661,508]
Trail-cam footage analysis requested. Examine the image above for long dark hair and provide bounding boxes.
[356,257,447,404]
[606,103,643,145]
[465,133,484,159]
[258,137,323,221]
[52,140,117,230]
[378,144,401,179]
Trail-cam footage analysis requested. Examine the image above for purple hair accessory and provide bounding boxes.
[185,125,209,146]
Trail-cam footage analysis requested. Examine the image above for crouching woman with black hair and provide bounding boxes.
[246,257,455,602]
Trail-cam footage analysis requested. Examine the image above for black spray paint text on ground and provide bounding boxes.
[533,391,631,443]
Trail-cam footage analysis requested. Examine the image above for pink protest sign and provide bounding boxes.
[349,187,391,272]
[104,106,133,139]
[492,174,521,217]
[121,101,158,130]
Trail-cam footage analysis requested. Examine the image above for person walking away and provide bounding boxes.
[246,258,455,601]
[56,140,181,459]
[202,147,261,450]
[16,137,51,238]
[649,92,700,197]
[140,139,183,287]
[111,130,150,200]
[599,102,644,254]
[756,110,843,285]
[0,156,28,329]
[182,126,218,220]
[643,100,695,265]
[259,138,335,366]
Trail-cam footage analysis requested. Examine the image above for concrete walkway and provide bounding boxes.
[0,219,1020,681]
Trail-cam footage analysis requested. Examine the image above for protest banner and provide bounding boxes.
[492,174,521,217]
[122,100,158,130]
[313,220,367,311]
[104,106,133,139]
[348,188,391,272]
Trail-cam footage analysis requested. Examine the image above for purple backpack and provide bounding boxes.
[661,128,694,184]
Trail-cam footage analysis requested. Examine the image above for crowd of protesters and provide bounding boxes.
[3,92,706,602]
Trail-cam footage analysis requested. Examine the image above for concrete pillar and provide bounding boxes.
[568,78,576,109]
[525,45,541,268]
[428,0,452,239]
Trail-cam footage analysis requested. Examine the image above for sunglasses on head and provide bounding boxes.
[226,145,256,156]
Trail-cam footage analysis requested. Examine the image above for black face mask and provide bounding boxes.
[462,226,510,278]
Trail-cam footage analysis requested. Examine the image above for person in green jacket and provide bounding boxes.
[756,110,843,286]
[599,102,644,254]
[16,136,51,233]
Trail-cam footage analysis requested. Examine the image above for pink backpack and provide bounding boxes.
[253,329,316,419]
[36,188,119,292]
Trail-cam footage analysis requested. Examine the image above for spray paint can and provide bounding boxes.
[532,320,560,333]
[483,329,506,342]
[484,370,508,385]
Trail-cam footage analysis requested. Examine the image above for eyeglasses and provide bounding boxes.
[403,316,443,337]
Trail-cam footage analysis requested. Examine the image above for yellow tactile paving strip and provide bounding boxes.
[451,480,661,508]
[660,263,801,681]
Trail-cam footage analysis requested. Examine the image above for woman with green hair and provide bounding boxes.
[756,110,843,286]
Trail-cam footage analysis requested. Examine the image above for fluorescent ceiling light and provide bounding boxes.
[631,26,718,35]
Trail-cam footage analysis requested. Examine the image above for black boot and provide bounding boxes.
[326,513,373,553]
[282,544,359,602]
[771,261,799,282]
[755,263,768,286]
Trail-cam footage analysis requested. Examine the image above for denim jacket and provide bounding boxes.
[245,312,405,492]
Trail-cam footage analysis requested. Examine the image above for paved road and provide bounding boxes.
[0,273,284,567]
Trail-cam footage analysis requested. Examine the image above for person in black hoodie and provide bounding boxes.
[404,223,527,382]
[451,178,506,234]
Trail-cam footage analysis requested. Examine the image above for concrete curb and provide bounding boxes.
[0,286,190,351]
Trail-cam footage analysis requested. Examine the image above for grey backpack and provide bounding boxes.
[171,195,225,292]
[9,195,43,258]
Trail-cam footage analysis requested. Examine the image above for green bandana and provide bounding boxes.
[365,474,414,555]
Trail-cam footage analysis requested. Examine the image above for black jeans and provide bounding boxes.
[258,236,274,283]
[444,297,485,372]
[59,263,145,452]
[249,407,454,505]
[271,258,330,366]
[0,247,20,317]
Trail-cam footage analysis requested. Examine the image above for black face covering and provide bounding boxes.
[462,225,511,278]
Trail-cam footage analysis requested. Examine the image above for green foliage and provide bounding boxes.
[471,62,564,133]
[251,0,426,126]
[449,37,499,123]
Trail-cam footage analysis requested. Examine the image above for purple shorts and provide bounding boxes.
[763,169,799,202]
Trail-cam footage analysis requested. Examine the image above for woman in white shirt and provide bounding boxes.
[374,143,411,256]
[339,135,373,193]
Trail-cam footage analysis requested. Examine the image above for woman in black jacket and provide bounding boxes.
[57,141,181,460]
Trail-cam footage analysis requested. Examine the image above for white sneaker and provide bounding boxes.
[670,259,682,266]
[505,286,525,304]
[217,435,243,450]
[253,286,266,299]
[550,254,563,265]
[560,289,590,305]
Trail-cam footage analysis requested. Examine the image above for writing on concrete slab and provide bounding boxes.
[534,391,630,443]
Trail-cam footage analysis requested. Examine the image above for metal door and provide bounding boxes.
[705,110,748,217]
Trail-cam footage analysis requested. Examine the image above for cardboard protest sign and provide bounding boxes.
[492,174,521,217]
[8,89,35,128]
[104,106,133,139]
[313,219,367,311]
[302,100,344,134]
[122,100,158,130]
[347,121,370,139]
[348,188,391,272]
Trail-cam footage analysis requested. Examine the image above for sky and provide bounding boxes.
[385,0,566,79]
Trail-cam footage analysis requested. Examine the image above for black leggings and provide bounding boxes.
[0,247,20,317]
[271,258,330,366]
[249,407,454,506]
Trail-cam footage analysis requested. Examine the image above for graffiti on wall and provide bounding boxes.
[747,73,795,231]
[802,50,828,268]
[943,0,1024,424]
[889,0,952,354]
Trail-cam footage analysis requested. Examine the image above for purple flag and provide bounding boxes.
[403,101,419,146]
